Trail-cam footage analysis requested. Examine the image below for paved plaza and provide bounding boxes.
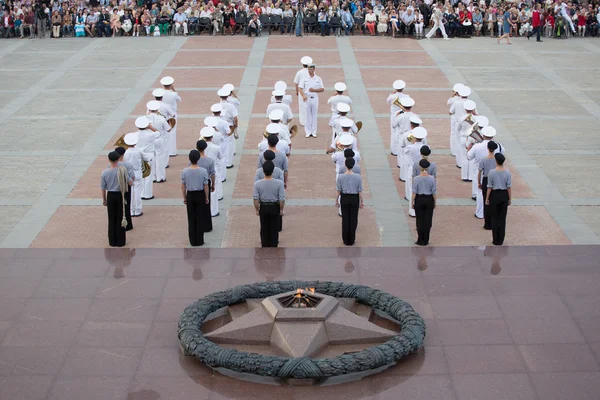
[1,35,600,399]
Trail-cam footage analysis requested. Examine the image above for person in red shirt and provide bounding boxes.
[576,10,587,36]
[527,3,543,42]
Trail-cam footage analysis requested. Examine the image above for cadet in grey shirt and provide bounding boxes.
[253,161,286,248]
[412,146,436,178]
[257,150,288,172]
[253,178,286,203]
[335,158,364,246]
[412,175,437,195]
[255,166,284,182]
[181,167,209,191]
[181,150,210,247]
[412,159,436,246]
[487,169,512,190]
[258,148,288,188]
[485,153,512,246]
[336,173,363,194]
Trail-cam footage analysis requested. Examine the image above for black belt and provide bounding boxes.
[260,201,279,205]
[415,194,434,196]
[340,193,359,195]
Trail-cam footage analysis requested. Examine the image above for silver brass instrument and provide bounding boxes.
[114,134,152,179]
[465,115,484,143]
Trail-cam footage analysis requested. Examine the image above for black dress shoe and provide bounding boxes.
[141,196,154,200]
[537,40,543,42]
[165,165,169,168]
[133,213,143,217]
[169,154,177,157]
[226,165,234,169]
[471,196,477,200]
[222,179,226,182]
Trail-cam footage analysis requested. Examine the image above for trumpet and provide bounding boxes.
[114,134,152,179]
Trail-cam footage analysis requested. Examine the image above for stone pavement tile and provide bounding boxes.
[0,298,24,320]
[263,50,341,66]
[145,321,180,348]
[131,90,215,115]
[170,256,235,278]
[424,275,492,296]
[233,154,370,199]
[155,298,198,322]
[0,92,19,109]
[266,36,338,49]
[76,321,151,347]
[441,51,531,68]
[0,376,53,400]
[355,51,434,67]
[162,277,229,298]
[243,117,336,150]
[221,206,381,247]
[0,206,29,244]
[459,66,556,90]
[151,67,245,88]
[503,119,600,152]
[486,275,558,296]
[32,277,104,298]
[87,298,159,322]
[74,51,162,68]
[252,87,333,114]
[534,155,600,198]
[444,345,526,374]
[137,347,213,377]
[368,90,449,114]
[20,298,92,321]
[376,117,448,150]
[47,377,131,400]
[496,295,570,319]
[563,295,600,318]
[0,279,38,299]
[477,89,590,116]
[15,91,125,117]
[0,156,70,201]
[576,207,600,237]
[549,274,600,296]
[380,346,448,375]
[436,319,512,345]
[534,52,600,68]
[402,206,569,246]
[129,376,212,400]
[518,343,599,372]
[292,378,373,398]
[258,66,345,87]
[211,376,292,399]
[576,317,600,342]
[59,347,143,377]
[360,67,449,88]
[451,373,538,400]
[0,52,67,69]
[31,206,190,248]
[556,69,600,90]
[530,371,600,400]
[97,277,165,298]
[430,296,502,319]
[370,375,455,400]
[506,317,585,344]
[2,118,103,152]
[182,36,254,49]
[1,70,48,91]
[0,346,69,375]
[168,51,250,67]
[51,68,144,90]
[583,91,600,107]
[350,37,423,50]
[592,342,600,364]
[3,320,81,347]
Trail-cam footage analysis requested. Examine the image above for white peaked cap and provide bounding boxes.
[266,123,280,134]
[160,76,174,85]
[272,89,285,97]
[222,83,235,92]
[274,81,287,91]
[337,103,351,113]
[146,101,160,111]
[135,116,150,129]
[464,100,477,111]
[409,115,422,125]
[300,56,313,65]
[481,126,497,137]
[204,116,218,127]
[458,85,472,97]
[268,109,284,120]
[340,118,354,128]
[476,115,489,127]
[338,134,354,146]
[393,80,406,90]
[124,132,139,145]
[152,88,165,97]
[453,83,464,92]
[210,103,223,113]
[217,88,230,97]
[412,127,428,139]
[200,127,215,138]
[400,97,415,108]
[334,82,347,92]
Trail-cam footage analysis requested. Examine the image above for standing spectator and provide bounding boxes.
[51,10,61,37]
[35,3,48,38]
[527,3,543,42]
[294,5,304,36]
[21,7,34,38]
[173,7,188,36]
[498,6,512,44]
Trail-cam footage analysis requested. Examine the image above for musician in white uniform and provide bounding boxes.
[200,127,223,211]
[160,76,181,158]
[457,100,477,182]
[145,101,171,183]
[327,117,358,154]
[267,90,293,126]
[298,63,324,138]
[267,110,292,153]
[223,83,241,146]
[259,123,290,156]
[392,97,416,180]
[447,83,464,157]
[449,85,471,167]
[387,79,408,156]
[152,88,175,167]
[270,81,293,107]
[218,88,238,169]
[123,132,146,217]
[466,115,489,200]
[294,56,312,126]
[404,127,428,217]
[327,82,352,136]
[209,104,231,184]
[135,116,159,200]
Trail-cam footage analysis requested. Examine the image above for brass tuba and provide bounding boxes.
[114,134,152,179]
[393,96,406,112]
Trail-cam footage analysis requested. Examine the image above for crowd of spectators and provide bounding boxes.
[0,0,598,39]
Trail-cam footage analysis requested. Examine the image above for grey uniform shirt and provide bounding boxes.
[413,161,437,178]
[108,161,135,182]
[336,173,363,194]
[412,175,437,195]
[257,150,288,172]
[181,167,209,191]
[197,157,216,180]
[479,157,497,179]
[487,169,512,190]
[255,167,284,182]
[253,179,286,202]
[101,168,122,192]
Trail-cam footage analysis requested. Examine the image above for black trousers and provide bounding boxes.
[490,189,509,245]
[340,194,359,246]
[481,177,491,230]
[125,189,133,231]
[107,191,126,247]
[204,180,213,233]
[186,190,206,247]
[528,25,541,40]
[259,202,280,247]
[414,194,434,245]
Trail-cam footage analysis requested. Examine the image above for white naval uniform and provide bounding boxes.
[392,111,415,179]
[299,74,324,137]
[457,114,476,181]
[330,125,359,152]
[270,94,293,107]
[220,100,238,168]
[294,67,310,126]
[258,138,290,156]
[124,145,145,216]
[266,102,294,125]
[449,99,467,167]
[447,95,459,156]
[210,115,230,184]
[145,113,170,183]
[469,140,505,218]
[386,92,408,155]
[327,95,352,135]
[162,89,181,156]
[154,102,175,169]
[205,141,222,214]
[136,128,160,199]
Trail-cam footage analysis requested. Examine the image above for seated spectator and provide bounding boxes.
[282,5,294,33]
[20,7,34,38]
[75,10,86,37]
[111,9,122,37]
[223,5,235,35]
[378,9,388,34]
[271,3,283,17]
[414,8,424,38]
[587,11,598,37]
[519,9,531,36]
[2,10,15,38]
[121,9,133,36]
[51,10,62,38]
[485,6,496,36]
[85,9,98,37]
[473,7,483,36]
[142,10,152,36]
[133,10,142,37]
[247,12,261,36]
[97,8,111,37]
[211,6,222,35]
[173,7,188,36]
[156,10,170,36]
[401,7,415,36]
[63,9,73,37]
[390,8,399,36]
[577,10,586,36]
[365,8,376,35]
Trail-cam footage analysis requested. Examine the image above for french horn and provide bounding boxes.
[393,97,406,113]
[114,134,152,179]
[355,121,363,133]
[290,124,298,139]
